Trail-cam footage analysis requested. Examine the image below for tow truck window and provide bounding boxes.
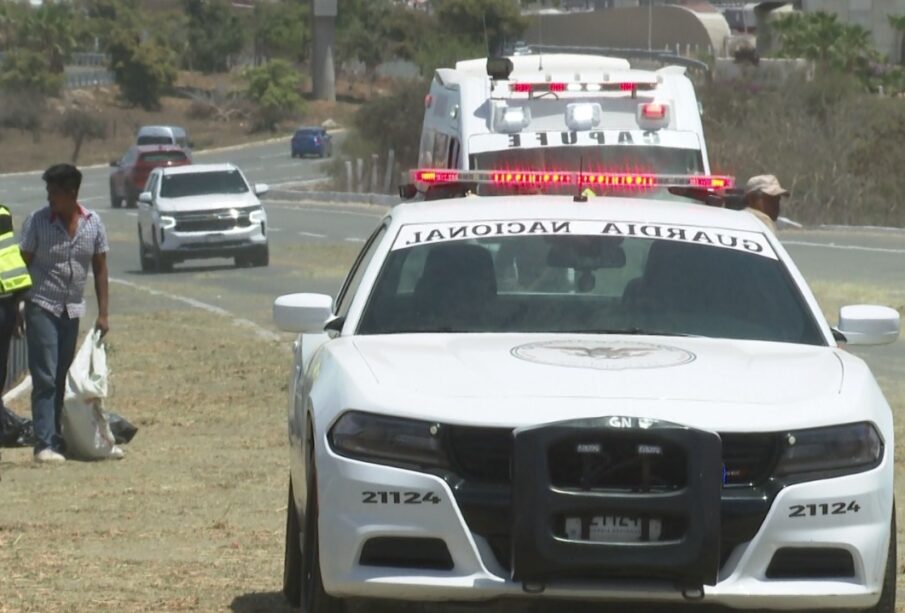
[358,235,825,346]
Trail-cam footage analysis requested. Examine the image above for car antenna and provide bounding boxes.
[574,157,588,202]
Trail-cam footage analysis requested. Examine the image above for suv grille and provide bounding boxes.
[173,208,253,232]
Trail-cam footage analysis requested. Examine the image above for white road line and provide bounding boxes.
[783,241,905,255]
[344,237,365,243]
[109,277,281,341]
[299,231,326,239]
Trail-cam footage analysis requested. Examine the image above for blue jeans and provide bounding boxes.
[25,303,79,454]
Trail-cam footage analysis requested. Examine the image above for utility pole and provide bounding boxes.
[311,0,337,102]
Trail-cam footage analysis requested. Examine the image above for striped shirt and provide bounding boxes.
[19,205,109,318]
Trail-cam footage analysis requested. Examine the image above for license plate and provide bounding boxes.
[564,516,662,542]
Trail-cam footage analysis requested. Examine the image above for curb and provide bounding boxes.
[264,190,401,207]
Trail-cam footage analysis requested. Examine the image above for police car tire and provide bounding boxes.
[301,455,345,613]
[863,510,896,613]
[283,479,303,606]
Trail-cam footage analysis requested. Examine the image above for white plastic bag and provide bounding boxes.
[61,330,118,460]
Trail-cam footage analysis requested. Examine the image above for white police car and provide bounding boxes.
[274,171,899,612]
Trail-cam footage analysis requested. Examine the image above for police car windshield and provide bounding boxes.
[160,170,249,198]
[358,226,825,345]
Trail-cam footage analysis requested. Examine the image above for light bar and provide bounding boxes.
[410,169,734,190]
[508,81,657,94]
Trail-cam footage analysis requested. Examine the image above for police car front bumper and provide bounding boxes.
[316,433,892,610]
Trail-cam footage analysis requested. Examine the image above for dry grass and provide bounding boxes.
[0,295,291,611]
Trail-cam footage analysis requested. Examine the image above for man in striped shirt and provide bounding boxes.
[19,164,110,463]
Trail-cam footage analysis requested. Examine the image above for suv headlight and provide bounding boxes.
[329,411,448,469]
[774,422,883,478]
[158,215,176,230]
[248,206,266,223]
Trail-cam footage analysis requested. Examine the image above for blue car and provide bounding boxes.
[291,127,333,158]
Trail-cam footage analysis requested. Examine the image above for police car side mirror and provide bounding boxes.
[273,293,334,334]
[835,305,900,346]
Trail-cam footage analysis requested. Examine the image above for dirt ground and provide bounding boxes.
[0,71,367,174]
[0,282,903,612]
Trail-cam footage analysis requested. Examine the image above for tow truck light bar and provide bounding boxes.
[508,81,657,94]
[410,169,734,190]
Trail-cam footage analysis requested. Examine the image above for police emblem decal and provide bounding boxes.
[511,340,696,370]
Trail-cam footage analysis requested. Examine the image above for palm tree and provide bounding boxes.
[23,4,76,74]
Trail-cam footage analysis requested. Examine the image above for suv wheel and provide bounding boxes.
[152,232,173,273]
[138,227,152,273]
[251,245,269,267]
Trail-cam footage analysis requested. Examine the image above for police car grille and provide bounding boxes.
[173,209,251,232]
[446,427,512,484]
[721,433,780,487]
[548,438,686,491]
[446,427,779,488]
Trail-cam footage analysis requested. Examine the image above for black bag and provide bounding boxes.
[0,405,35,448]
[105,411,138,445]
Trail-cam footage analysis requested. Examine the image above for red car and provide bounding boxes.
[109,145,191,208]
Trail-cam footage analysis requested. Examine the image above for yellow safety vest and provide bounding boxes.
[0,206,32,295]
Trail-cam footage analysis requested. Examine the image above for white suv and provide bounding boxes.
[137,164,269,272]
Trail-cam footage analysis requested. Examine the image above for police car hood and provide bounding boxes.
[353,334,842,407]
[156,192,260,213]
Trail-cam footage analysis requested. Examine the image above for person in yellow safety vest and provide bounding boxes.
[0,205,33,443]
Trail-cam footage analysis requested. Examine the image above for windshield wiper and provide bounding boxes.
[560,328,701,337]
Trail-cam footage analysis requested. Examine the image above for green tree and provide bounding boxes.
[771,12,877,73]
[184,0,245,73]
[253,0,309,64]
[59,108,108,163]
[21,3,77,73]
[108,30,177,109]
[335,0,393,81]
[352,82,427,168]
[433,0,526,55]
[889,14,905,64]
[0,49,63,96]
[243,59,305,132]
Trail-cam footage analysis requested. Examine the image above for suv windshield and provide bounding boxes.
[160,170,248,198]
[137,135,173,146]
[358,223,824,345]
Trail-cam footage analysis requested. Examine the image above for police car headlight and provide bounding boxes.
[158,215,176,230]
[248,207,266,223]
[329,411,448,469]
[774,422,883,478]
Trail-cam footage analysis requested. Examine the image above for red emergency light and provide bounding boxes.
[410,169,734,191]
[641,102,667,119]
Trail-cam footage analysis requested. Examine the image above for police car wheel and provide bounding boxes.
[301,455,345,613]
[862,510,896,613]
[282,479,302,606]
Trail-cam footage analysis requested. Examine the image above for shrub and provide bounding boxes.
[58,108,107,163]
[243,59,304,132]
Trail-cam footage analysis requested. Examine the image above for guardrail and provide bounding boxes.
[65,69,115,89]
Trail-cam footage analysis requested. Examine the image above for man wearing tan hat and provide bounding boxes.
[744,175,789,233]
